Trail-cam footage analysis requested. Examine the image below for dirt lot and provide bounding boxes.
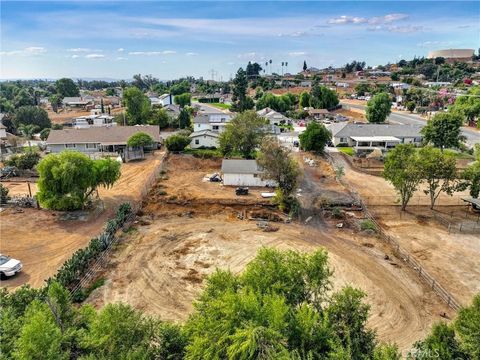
[87,154,451,352]
[0,152,165,289]
[330,152,480,306]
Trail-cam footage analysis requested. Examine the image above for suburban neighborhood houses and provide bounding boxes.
[1,1,480,359]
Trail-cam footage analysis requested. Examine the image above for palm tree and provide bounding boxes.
[265,62,268,75]
[269,59,272,74]
[281,62,284,76]
[18,124,39,140]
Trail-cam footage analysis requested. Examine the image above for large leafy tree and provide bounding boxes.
[231,67,254,112]
[246,61,263,78]
[55,78,80,97]
[365,92,392,123]
[461,158,480,198]
[127,132,154,148]
[421,112,464,151]
[178,108,191,129]
[309,85,339,110]
[299,91,311,109]
[174,92,191,108]
[147,107,170,129]
[14,105,51,131]
[219,110,266,158]
[383,144,422,211]
[417,146,459,209]
[257,137,299,197]
[123,87,151,125]
[37,152,121,210]
[299,121,331,154]
[450,86,480,125]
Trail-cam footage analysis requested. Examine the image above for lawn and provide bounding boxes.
[338,147,355,156]
[207,102,231,110]
[443,149,475,160]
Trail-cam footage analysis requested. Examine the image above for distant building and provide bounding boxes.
[221,159,276,187]
[72,115,116,129]
[308,109,330,120]
[427,49,474,63]
[62,97,92,109]
[193,112,232,133]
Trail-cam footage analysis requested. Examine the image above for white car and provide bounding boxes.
[0,254,23,277]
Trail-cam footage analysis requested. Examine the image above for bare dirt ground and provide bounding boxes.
[330,152,480,306]
[48,109,91,125]
[87,154,451,352]
[0,152,165,289]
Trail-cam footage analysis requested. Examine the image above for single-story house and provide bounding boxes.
[62,97,92,109]
[257,108,292,126]
[73,115,116,129]
[308,109,330,120]
[328,123,424,150]
[189,130,219,149]
[46,125,162,154]
[221,159,276,187]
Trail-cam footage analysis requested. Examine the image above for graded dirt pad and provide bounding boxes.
[87,154,451,352]
[0,152,165,289]
[330,152,480,306]
[87,213,450,352]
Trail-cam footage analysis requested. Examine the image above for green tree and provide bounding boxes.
[406,101,416,113]
[170,80,191,95]
[421,112,464,151]
[14,105,51,131]
[231,68,254,112]
[55,78,80,97]
[410,323,466,360]
[461,159,480,198]
[49,94,64,113]
[6,151,40,170]
[455,294,480,358]
[303,60,307,71]
[123,87,151,125]
[298,122,331,154]
[40,128,51,141]
[299,91,311,109]
[13,301,68,360]
[127,132,154,148]
[148,108,170,129]
[417,146,459,209]
[174,93,192,108]
[164,134,191,152]
[383,144,422,211]
[257,137,299,197]
[450,86,480,125]
[218,110,266,158]
[310,85,339,110]
[13,89,34,108]
[365,92,392,123]
[17,124,39,140]
[178,108,191,129]
[37,152,121,210]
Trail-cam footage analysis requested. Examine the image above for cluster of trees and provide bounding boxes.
[230,68,255,112]
[344,60,366,73]
[256,92,297,112]
[450,86,480,128]
[5,150,40,170]
[3,247,479,359]
[384,144,480,210]
[299,84,339,110]
[37,151,121,211]
[395,57,476,82]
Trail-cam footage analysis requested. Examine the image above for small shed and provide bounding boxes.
[221,159,276,187]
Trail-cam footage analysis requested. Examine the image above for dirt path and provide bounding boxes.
[0,152,164,289]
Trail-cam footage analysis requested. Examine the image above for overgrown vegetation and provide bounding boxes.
[164,134,191,152]
[5,150,40,170]
[299,122,331,154]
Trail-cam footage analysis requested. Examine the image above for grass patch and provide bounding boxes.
[183,148,223,159]
[443,149,475,160]
[338,147,355,156]
[208,102,231,110]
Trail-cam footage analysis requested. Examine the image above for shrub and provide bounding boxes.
[0,184,10,204]
[164,134,191,152]
[360,219,377,232]
[5,151,40,170]
[127,132,154,148]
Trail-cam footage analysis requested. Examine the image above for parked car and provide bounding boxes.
[0,254,22,278]
[235,187,249,195]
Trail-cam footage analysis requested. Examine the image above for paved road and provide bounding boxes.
[343,102,480,147]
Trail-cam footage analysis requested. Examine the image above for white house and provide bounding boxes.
[159,94,173,106]
[328,123,424,151]
[193,112,231,133]
[257,108,291,126]
[72,115,116,129]
[189,130,219,148]
[221,159,276,187]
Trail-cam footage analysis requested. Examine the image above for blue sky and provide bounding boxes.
[1,1,478,80]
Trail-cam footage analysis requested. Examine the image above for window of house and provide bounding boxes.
[65,144,76,148]
[195,139,200,145]
[85,143,97,149]
[213,125,219,130]
[253,174,258,178]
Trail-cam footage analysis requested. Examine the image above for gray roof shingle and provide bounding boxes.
[333,123,424,138]
[221,159,262,174]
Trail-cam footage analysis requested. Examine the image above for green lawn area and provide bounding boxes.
[337,147,355,156]
[443,149,475,160]
[207,102,232,110]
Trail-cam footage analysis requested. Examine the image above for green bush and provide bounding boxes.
[0,184,10,204]
[360,219,377,232]
[5,151,40,170]
[164,134,191,152]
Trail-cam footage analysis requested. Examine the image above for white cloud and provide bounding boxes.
[328,13,409,26]
[67,48,95,52]
[85,53,105,59]
[278,31,307,37]
[367,25,422,33]
[0,46,47,56]
[116,57,128,60]
[128,50,176,56]
[417,40,456,48]
[186,52,198,56]
[117,48,125,52]
[71,54,80,59]
[288,51,307,57]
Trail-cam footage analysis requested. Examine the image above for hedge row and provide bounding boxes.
[46,203,133,293]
